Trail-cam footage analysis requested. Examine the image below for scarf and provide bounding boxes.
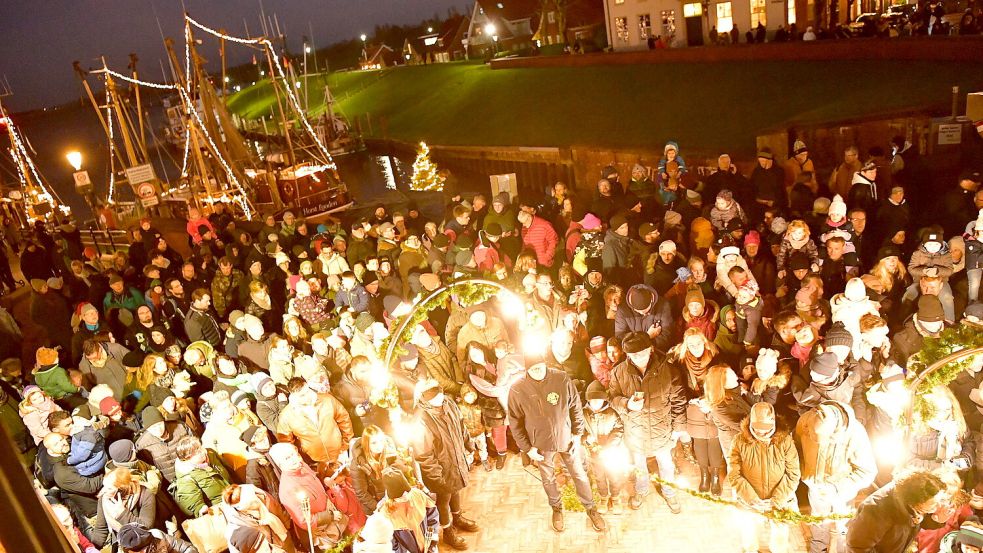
[384,488,432,551]
[682,349,714,385]
[786,234,809,251]
[154,368,176,389]
[225,488,290,543]
[252,293,272,311]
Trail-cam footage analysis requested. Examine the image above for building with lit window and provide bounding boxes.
[603,0,797,49]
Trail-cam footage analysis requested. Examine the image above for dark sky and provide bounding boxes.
[0,0,466,111]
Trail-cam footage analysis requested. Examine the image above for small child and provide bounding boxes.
[67,416,109,477]
[734,281,763,346]
[458,385,490,471]
[710,190,747,231]
[583,381,627,514]
[776,220,820,280]
[585,336,613,388]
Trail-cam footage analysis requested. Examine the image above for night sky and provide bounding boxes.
[0,0,467,111]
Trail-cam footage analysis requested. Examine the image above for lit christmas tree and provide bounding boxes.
[410,141,442,191]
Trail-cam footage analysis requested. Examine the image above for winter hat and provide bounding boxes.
[383,465,413,499]
[770,217,788,235]
[686,189,702,203]
[812,197,831,215]
[122,350,145,369]
[586,256,604,276]
[485,222,503,237]
[795,286,814,308]
[674,267,692,283]
[250,373,275,399]
[589,336,606,355]
[140,406,165,429]
[36,347,59,367]
[274,252,291,267]
[716,190,734,203]
[664,142,677,154]
[684,286,705,310]
[810,351,840,379]
[828,195,847,219]
[492,192,509,207]
[877,245,902,261]
[79,303,99,320]
[744,231,761,247]
[99,397,122,416]
[108,439,136,464]
[354,312,376,332]
[621,332,652,354]
[609,212,628,232]
[956,521,983,548]
[638,223,659,239]
[823,323,853,349]
[756,148,774,161]
[455,235,475,251]
[294,280,311,297]
[117,523,153,550]
[361,271,379,286]
[792,140,808,155]
[626,287,654,311]
[916,295,945,323]
[861,160,878,172]
[22,385,42,402]
[228,310,245,329]
[720,245,740,259]
[431,234,450,248]
[749,402,777,439]
[240,425,262,446]
[585,380,607,401]
[359,513,396,547]
[231,390,250,408]
[30,279,46,292]
[243,315,265,341]
[229,526,266,553]
[844,278,867,302]
[658,240,677,254]
[664,211,683,227]
[46,277,63,290]
[419,273,441,292]
[922,232,943,246]
[789,252,811,271]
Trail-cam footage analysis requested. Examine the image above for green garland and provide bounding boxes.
[377,280,501,362]
[905,322,983,420]
[325,533,356,553]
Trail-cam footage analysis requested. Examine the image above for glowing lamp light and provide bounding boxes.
[484,23,496,36]
[360,34,367,42]
[599,444,632,473]
[521,331,548,359]
[393,417,425,448]
[223,76,230,83]
[295,81,302,89]
[872,434,905,467]
[305,45,312,54]
[497,291,525,319]
[367,363,392,393]
[66,151,83,171]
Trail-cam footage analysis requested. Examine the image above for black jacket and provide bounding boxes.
[183,307,222,347]
[607,353,686,454]
[415,399,472,495]
[844,482,922,553]
[51,454,102,517]
[508,368,585,454]
[244,454,281,496]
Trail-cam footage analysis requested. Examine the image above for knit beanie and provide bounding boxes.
[117,523,153,550]
[744,230,761,247]
[383,466,412,499]
[809,351,840,379]
[140,406,165,429]
[916,295,945,323]
[240,425,262,445]
[360,513,395,547]
[828,195,847,219]
[771,217,788,235]
[684,286,705,311]
[588,336,606,355]
[36,347,59,367]
[585,380,607,401]
[108,439,137,464]
[843,278,867,303]
[229,526,266,553]
[956,521,983,548]
[823,323,853,349]
[99,397,121,416]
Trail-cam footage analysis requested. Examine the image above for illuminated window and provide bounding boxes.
[638,13,652,39]
[788,0,796,24]
[548,11,556,23]
[716,2,734,33]
[615,0,625,4]
[615,16,630,42]
[683,3,702,17]
[751,0,767,27]
[661,10,677,35]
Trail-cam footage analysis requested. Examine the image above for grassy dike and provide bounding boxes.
[227,59,983,155]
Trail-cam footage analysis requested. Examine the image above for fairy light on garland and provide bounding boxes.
[105,72,116,205]
[185,15,336,170]
[100,66,254,219]
[410,141,442,191]
[6,112,61,210]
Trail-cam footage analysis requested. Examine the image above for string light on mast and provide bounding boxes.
[104,69,116,205]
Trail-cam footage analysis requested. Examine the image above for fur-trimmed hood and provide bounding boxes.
[738,413,791,442]
[750,363,791,395]
[682,299,720,325]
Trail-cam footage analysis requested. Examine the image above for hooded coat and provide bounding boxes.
[172,449,232,516]
[78,341,131,401]
[276,393,354,465]
[414,398,472,494]
[727,418,800,508]
[613,284,675,351]
[607,353,686,454]
[845,482,925,553]
[794,401,876,501]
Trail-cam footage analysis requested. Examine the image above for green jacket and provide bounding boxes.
[172,450,231,516]
[33,364,79,399]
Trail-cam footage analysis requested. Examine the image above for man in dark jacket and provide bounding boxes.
[183,288,223,348]
[607,332,685,513]
[845,470,946,553]
[891,295,948,368]
[936,170,980,238]
[750,149,788,222]
[44,432,102,517]
[412,378,479,551]
[508,362,606,533]
[135,407,192,484]
[614,284,675,351]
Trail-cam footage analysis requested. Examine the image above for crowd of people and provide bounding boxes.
[1,133,983,553]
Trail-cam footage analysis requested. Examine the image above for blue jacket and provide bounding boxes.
[335,285,369,313]
[67,425,107,477]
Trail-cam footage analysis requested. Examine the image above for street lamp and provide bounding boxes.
[66,151,82,171]
[305,44,312,54]
[360,34,368,64]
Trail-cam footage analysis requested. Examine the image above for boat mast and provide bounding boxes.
[264,47,297,168]
[128,53,148,157]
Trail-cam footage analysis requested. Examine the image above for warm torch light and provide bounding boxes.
[497,291,525,319]
[599,444,633,474]
[521,331,548,359]
[297,489,315,552]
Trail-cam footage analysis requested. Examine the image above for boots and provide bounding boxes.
[710,469,723,497]
[495,454,507,470]
[442,526,468,550]
[596,494,610,514]
[586,508,607,532]
[699,467,711,493]
[610,494,624,515]
[453,514,480,533]
[481,457,492,472]
[680,440,697,465]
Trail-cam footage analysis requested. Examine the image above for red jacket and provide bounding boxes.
[521,216,559,267]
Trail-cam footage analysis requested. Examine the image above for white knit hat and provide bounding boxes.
[828,195,847,219]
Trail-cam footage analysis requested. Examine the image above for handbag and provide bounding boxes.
[326,476,367,534]
[182,506,229,553]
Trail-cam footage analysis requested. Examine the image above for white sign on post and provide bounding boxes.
[489,173,518,203]
[125,164,156,185]
[938,124,962,145]
[136,181,159,207]
[72,171,91,187]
